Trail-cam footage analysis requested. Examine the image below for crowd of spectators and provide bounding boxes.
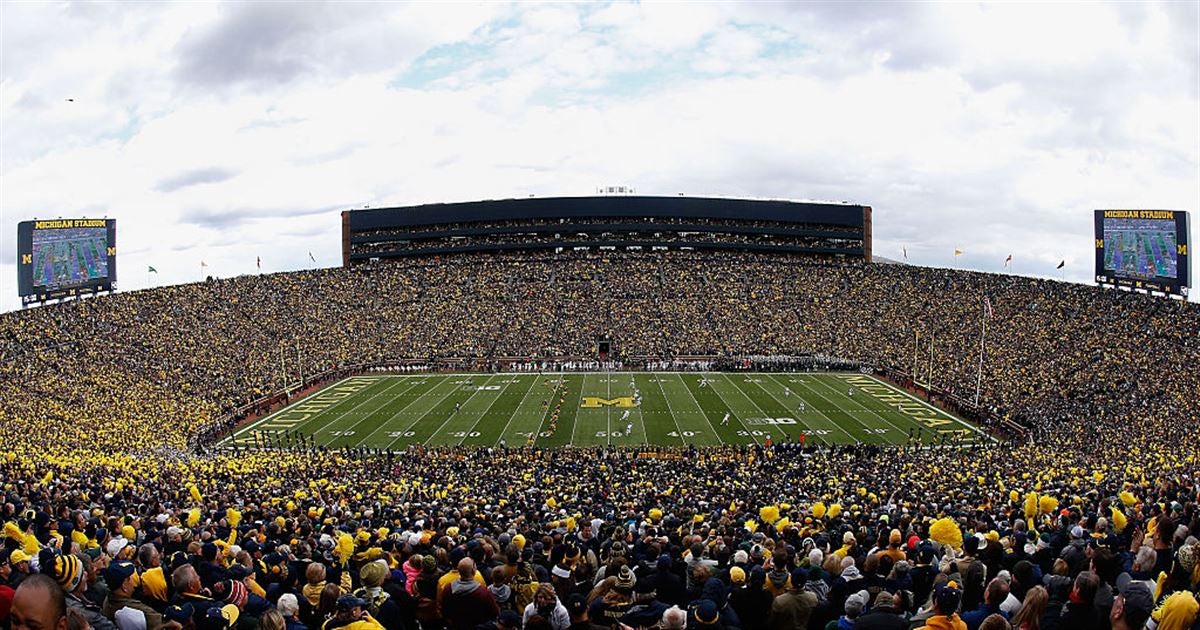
[1,248,1198,629]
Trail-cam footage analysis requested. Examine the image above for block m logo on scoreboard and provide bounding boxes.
[581,397,637,408]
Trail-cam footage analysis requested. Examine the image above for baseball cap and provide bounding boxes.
[565,593,588,617]
[101,561,138,591]
[1116,579,1154,628]
[336,595,368,611]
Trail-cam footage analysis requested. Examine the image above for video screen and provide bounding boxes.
[1102,218,1177,281]
[30,225,110,290]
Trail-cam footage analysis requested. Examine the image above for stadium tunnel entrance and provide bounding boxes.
[596,336,612,360]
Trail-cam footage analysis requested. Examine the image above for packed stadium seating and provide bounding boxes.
[0,249,1197,629]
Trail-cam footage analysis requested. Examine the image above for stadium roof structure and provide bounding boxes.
[342,194,873,264]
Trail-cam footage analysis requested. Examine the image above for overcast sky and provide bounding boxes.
[2,1,1197,312]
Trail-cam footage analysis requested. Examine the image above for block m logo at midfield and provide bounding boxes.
[580,397,637,408]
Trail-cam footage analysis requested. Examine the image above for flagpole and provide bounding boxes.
[975,300,987,407]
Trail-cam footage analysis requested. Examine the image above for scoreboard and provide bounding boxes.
[17,218,117,305]
[1094,210,1190,297]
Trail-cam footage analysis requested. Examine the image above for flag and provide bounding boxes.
[147,266,157,273]
[954,249,963,256]
[1004,254,1012,268]
[308,252,316,263]
[983,295,993,319]
[1056,260,1065,269]
[256,256,261,270]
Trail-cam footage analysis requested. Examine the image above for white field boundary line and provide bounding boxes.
[854,373,992,442]
[803,374,911,442]
[421,374,501,446]
[226,376,397,443]
[757,374,850,445]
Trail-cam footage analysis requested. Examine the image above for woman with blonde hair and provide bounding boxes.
[1011,585,1048,630]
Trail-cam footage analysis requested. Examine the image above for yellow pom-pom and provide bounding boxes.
[1039,496,1058,515]
[744,519,758,533]
[857,487,867,497]
[546,497,557,509]
[776,517,791,531]
[812,503,827,519]
[335,533,354,565]
[187,508,201,527]
[929,517,963,549]
[827,504,842,519]
[1009,490,1020,504]
[1119,491,1137,507]
[649,508,663,522]
[188,484,203,505]
[759,505,781,524]
[1111,507,1127,533]
[1024,492,1038,519]
[226,508,242,528]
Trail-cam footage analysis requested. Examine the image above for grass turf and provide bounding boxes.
[223,372,986,450]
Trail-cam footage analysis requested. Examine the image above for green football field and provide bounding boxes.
[222,372,986,450]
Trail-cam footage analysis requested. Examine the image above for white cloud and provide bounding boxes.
[1,1,1197,311]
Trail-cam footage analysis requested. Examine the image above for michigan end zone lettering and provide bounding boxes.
[840,375,971,437]
[257,377,381,430]
[580,397,637,408]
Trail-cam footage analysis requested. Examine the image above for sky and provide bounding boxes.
[1,1,1197,312]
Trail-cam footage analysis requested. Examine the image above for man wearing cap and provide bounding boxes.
[322,595,384,630]
[352,560,402,630]
[618,573,668,628]
[102,561,164,629]
[8,549,33,588]
[767,567,818,630]
[60,554,117,630]
[1110,578,1154,630]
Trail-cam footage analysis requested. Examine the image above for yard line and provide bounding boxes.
[421,374,501,446]
[382,375,474,450]
[227,376,391,442]
[700,373,764,445]
[306,377,416,446]
[333,378,428,445]
[457,376,527,446]
[749,374,830,446]
[741,374,839,444]
[716,373,792,442]
[360,376,454,446]
[762,374,857,444]
[670,373,724,446]
[493,374,544,446]
[804,374,912,442]
[770,373,873,443]
[648,374,687,445]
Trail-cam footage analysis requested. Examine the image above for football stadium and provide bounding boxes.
[1,193,1197,630]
